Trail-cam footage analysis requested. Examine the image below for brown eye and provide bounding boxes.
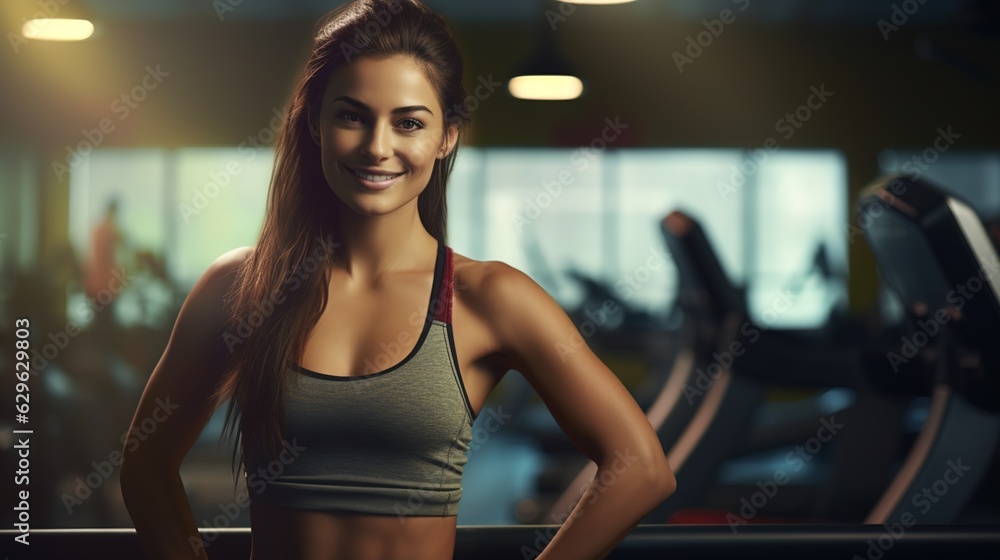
[338,110,363,123]
[399,118,424,131]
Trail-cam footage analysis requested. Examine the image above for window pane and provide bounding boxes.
[68,148,167,257]
[751,150,847,328]
[482,149,604,307]
[172,147,273,286]
[446,146,485,260]
[616,149,746,315]
[67,149,168,327]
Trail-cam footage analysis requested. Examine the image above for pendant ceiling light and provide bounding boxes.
[508,0,638,100]
[19,2,95,42]
[22,19,94,41]
[508,1,585,101]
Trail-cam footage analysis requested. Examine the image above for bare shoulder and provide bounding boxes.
[196,245,255,304]
[452,251,546,309]
[451,251,565,348]
[174,245,256,348]
[207,245,255,279]
[450,250,676,484]
[195,246,255,314]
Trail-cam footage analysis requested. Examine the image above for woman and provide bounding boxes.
[119,1,676,559]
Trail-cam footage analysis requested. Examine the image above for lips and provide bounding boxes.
[344,164,406,191]
[346,166,405,182]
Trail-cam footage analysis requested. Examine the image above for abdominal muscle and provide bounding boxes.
[248,500,458,560]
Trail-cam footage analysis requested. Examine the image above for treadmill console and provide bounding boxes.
[860,175,1000,411]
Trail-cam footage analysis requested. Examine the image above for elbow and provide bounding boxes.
[601,446,676,499]
[643,455,677,499]
[657,468,677,498]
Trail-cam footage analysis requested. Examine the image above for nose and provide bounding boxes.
[359,119,392,162]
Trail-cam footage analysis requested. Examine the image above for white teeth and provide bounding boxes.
[351,168,402,182]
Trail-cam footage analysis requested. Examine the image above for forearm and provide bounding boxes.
[120,463,210,560]
[534,454,675,560]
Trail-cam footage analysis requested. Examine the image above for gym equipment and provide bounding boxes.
[858,174,1000,524]
[548,210,867,525]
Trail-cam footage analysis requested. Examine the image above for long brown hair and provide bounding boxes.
[209,0,471,489]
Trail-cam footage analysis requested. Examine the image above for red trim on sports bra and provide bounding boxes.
[434,246,454,324]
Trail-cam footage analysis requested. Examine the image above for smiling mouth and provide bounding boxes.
[347,167,406,182]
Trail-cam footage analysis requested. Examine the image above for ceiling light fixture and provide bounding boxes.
[21,18,94,41]
[507,1,587,101]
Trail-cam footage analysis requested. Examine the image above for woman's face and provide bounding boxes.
[315,54,458,218]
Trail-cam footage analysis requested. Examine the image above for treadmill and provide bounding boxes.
[638,211,866,524]
[640,176,1000,525]
[858,174,1000,524]
[552,209,870,524]
[544,211,744,521]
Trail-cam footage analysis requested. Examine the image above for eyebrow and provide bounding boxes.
[331,95,434,116]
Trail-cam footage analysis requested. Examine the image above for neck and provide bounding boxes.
[332,200,439,281]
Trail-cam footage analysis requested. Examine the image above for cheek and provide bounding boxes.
[405,136,442,164]
[323,129,355,156]
[319,137,353,179]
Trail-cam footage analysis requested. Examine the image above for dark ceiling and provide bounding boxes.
[9,0,989,26]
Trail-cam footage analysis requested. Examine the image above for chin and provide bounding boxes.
[333,183,428,217]
[333,191,403,217]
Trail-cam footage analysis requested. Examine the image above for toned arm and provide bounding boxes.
[474,261,676,560]
[119,246,252,560]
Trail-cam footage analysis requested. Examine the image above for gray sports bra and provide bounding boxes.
[243,242,477,516]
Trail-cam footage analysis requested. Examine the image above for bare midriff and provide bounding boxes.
[248,500,458,560]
